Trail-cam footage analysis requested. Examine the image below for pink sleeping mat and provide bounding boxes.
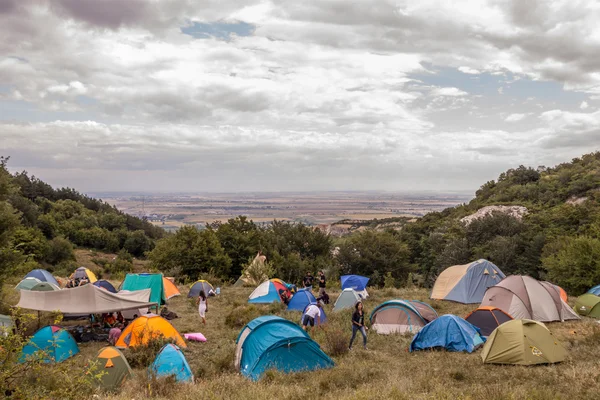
[184,332,207,342]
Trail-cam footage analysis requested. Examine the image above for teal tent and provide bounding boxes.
[149,344,193,383]
[121,273,166,306]
[235,316,334,380]
[20,325,79,363]
[15,277,42,291]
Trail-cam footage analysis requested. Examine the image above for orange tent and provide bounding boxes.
[115,314,186,348]
[163,278,180,300]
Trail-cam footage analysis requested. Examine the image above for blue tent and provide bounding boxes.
[24,269,59,287]
[301,303,328,325]
[235,316,334,380]
[341,275,369,291]
[94,280,117,293]
[20,325,79,363]
[248,279,291,304]
[287,288,317,311]
[410,315,485,353]
[149,344,193,383]
[430,259,505,304]
[588,285,600,296]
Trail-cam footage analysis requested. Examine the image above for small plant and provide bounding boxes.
[384,272,396,289]
[321,327,349,357]
[126,334,175,368]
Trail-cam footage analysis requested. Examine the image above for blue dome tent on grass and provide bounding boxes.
[340,275,369,298]
[94,280,117,293]
[24,269,59,287]
[149,343,193,383]
[20,325,79,363]
[410,315,485,353]
[235,316,334,380]
[287,288,317,311]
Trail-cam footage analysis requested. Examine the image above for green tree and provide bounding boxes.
[214,216,261,278]
[543,236,600,295]
[123,230,154,257]
[148,225,231,280]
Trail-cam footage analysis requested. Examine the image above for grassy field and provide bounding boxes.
[15,283,596,400]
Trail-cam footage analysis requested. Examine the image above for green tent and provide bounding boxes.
[481,319,566,365]
[121,273,166,306]
[94,346,133,391]
[333,288,361,312]
[15,277,42,290]
[574,293,600,318]
[31,282,61,291]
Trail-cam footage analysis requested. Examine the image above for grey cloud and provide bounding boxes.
[51,0,151,29]
[538,129,600,150]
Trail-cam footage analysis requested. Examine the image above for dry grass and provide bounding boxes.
[8,283,600,400]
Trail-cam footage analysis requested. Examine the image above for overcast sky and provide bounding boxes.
[1,0,599,193]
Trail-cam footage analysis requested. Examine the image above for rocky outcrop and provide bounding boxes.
[461,205,528,225]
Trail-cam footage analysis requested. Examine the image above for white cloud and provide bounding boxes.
[458,66,480,74]
[581,101,589,109]
[431,87,468,97]
[505,113,527,122]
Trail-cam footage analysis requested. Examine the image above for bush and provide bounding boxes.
[44,236,74,264]
[224,304,261,329]
[321,327,349,357]
[126,335,177,368]
[384,272,396,289]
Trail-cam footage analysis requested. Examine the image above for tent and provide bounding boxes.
[287,288,317,311]
[248,279,291,304]
[410,315,485,353]
[588,284,600,296]
[94,280,117,293]
[333,288,361,311]
[430,259,505,304]
[70,267,98,283]
[20,325,79,363]
[370,300,438,334]
[30,282,61,291]
[465,306,513,337]
[481,319,566,365]
[116,314,186,349]
[149,344,194,383]
[341,275,369,298]
[24,269,59,287]
[547,283,568,302]
[15,277,42,291]
[163,278,181,300]
[480,275,580,322]
[94,346,133,391]
[300,303,328,326]
[234,252,267,287]
[17,284,155,314]
[574,293,600,318]
[235,316,334,381]
[121,273,166,306]
[188,280,215,298]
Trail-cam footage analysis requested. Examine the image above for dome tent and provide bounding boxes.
[300,303,328,326]
[248,279,292,304]
[15,277,42,291]
[410,315,485,353]
[480,275,580,322]
[235,316,334,381]
[94,346,133,391]
[24,269,59,287]
[70,267,98,283]
[574,293,600,318]
[481,319,566,365]
[149,344,193,383]
[162,277,181,299]
[30,282,60,291]
[588,284,600,296]
[188,280,214,298]
[116,314,186,349]
[287,288,317,311]
[370,299,438,334]
[94,280,117,293]
[465,306,513,337]
[341,275,369,298]
[431,259,505,304]
[20,325,79,363]
[333,288,361,311]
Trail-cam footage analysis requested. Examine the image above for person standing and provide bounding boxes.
[303,271,314,288]
[108,323,123,346]
[196,290,208,325]
[302,302,322,332]
[317,270,327,298]
[349,301,368,350]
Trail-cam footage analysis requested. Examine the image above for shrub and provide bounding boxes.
[126,335,176,368]
[384,272,396,289]
[321,327,349,357]
[44,236,74,264]
[224,304,261,329]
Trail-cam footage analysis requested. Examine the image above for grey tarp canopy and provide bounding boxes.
[16,284,156,314]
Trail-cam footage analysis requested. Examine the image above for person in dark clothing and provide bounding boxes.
[279,289,290,305]
[349,301,368,350]
[303,272,314,288]
[317,270,327,297]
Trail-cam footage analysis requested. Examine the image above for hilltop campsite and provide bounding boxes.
[1,153,600,400]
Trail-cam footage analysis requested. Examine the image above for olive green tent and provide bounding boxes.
[94,346,133,391]
[15,277,42,291]
[481,319,566,365]
[574,293,600,318]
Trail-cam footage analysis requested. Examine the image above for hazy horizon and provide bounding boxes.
[2,1,600,192]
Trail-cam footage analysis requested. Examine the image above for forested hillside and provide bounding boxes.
[2,152,599,297]
[0,157,164,287]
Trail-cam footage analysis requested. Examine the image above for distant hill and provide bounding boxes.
[0,156,164,287]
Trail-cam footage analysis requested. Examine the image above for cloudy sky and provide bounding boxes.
[1,0,599,193]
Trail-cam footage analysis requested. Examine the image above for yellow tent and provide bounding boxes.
[115,314,186,348]
[70,267,98,283]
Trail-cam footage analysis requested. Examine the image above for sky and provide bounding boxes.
[1,0,600,193]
